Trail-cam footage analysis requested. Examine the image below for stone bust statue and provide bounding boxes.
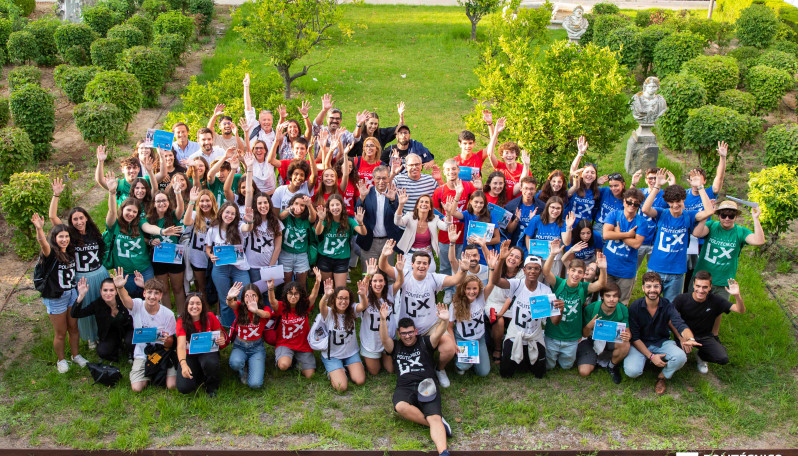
[632,77,668,126]
[562,6,589,41]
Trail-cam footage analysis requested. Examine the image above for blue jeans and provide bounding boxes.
[649,270,685,303]
[623,340,687,380]
[544,336,579,370]
[211,265,250,327]
[124,266,154,295]
[229,339,266,389]
[454,332,490,376]
[438,242,463,293]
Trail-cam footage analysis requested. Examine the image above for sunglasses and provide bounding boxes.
[625,199,640,207]
[186,292,204,298]
[718,212,737,220]
[608,173,623,181]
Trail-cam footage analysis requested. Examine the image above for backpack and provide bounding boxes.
[144,344,175,387]
[101,229,116,269]
[87,362,122,387]
[307,313,330,354]
[33,254,57,295]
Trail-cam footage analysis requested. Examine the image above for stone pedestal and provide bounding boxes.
[625,126,659,175]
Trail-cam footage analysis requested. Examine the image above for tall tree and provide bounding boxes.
[459,0,504,40]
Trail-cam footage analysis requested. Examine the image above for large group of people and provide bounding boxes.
[34,74,765,456]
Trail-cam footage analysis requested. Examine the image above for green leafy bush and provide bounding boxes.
[118,45,167,107]
[54,23,96,64]
[83,2,122,37]
[736,3,779,48]
[125,14,153,43]
[64,46,90,66]
[152,32,185,64]
[728,45,762,62]
[754,49,798,74]
[0,127,33,183]
[0,96,8,127]
[0,170,50,258]
[7,65,40,91]
[746,64,795,112]
[748,165,798,244]
[686,17,734,47]
[715,89,756,115]
[639,25,671,70]
[166,0,187,11]
[683,105,762,171]
[188,0,213,35]
[605,25,641,69]
[74,101,125,144]
[6,30,38,64]
[0,17,13,52]
[53,65,99,104]
[9,84,55,153]
[140,0,169,18]
[107,23,144,48]
[24,17,60,66]
[635,8,671,27]
[90,37,124,69]
[153,10,194,44]
[771,40,798,58]
[12,0,33,16]
[579,13,595,44]
[657,73,707,151]
[653,31,705,78]
[592,2,619,15]
[764,123,798,166]
[84,70,142,124]
[102,0,137,18]
[591,14,631,47]
[680,55,739,102]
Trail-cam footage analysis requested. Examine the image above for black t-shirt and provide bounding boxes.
[389,335,436,388]
[380,144,410,168]
[673,293,733,338]
[73,235,103,273]
[158,165,188,191]
[40,250,76,299]
[350,127,397,157]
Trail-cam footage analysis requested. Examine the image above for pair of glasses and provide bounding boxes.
[399,331,415,337]
[625,199,640,207]
[718,212,737,220]
[609,173,623,180]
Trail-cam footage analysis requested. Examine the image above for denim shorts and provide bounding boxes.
[42,288,78,315]
[278,251,310,273]
[321,352,362,373]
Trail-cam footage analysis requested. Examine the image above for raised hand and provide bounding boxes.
[571,240,588,252]
[631,169,642,186]
[386,182,397,200]
[313,266,322,280]
[482,109,492,125]
[278,104,288,119]
[31,213,45,230]
[550,238,564,254]
[356,179,369,197]
[395,253,405,272]
[356,110,369,125]
[323,278,334,296]
[49,177,65,198]
[243,151,255,167]
[520,149,530,166]
[76,277,89,298]
[577,136,588,155]
[430,164,442,182]
[355,206,366,225]
[112,267,127,288]
[299,100,311,117]
[495,117,506,134]
[688,169,703,189]
[396,188,408,205]
[238,117,250,134]
[595,251,607,269]
[266,279,275,292]
[379,302,392,320]
[655,168,668,188]
[318,128,329,146]
[382,239,396,257]
[96,145,107,162]
[666,170,676,186]
[597,174,609,186]
[486,248,500,270]
[172,178,184,195]
[227,281,244,300]
[725,278,739,296]
[242,73,250,87]
[436,302,450,321]
[315,205,326,220]
[565,212,576,229]
[133,270,144,288]
[213,104,225,116]
[141,156,154,172]
[751,206,761,218]
[243,207,254,223]
[189,186,199,203]
[321,93,333,111]
[717,141,728,158]
[365,257,378,276]
[397,101,405,117]
[499,239,510,260]
[357,277,369,296]
[447,224,461,243]
[105,171,117,193]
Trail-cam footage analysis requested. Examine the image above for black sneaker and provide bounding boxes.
[207,390,217,398]
[440,417,452,438]
[607,364,622,384]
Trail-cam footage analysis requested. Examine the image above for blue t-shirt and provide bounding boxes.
[640,188,668,246]
[684,187,714,247]
[603,210,649,279]
[568,189,596,224]
[523,215,565,243]
[566,229,603,261]
[647,208,697,275]
[596,187,624,224]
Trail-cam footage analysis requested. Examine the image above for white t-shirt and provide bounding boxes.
[505,278,553,341]
[449,294,486,341]
[486,268,525,313]
[189,146,226,165]
[206,223,250,270]
[130,298,176,360]
[357,292,397,354]
[271,183,313,212]
[251,159,276,193]
[399,271,446,335]
[323,311,359,360]
[187,213,211,269]
[245,220,284,268]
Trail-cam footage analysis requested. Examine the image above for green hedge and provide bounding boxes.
[639,25,671,70]
[0,127,33,183]
[6,30,38,64]
[746,64,795,112]
[653,31,705,78]
[83,2,123,37]
[681,55,739,102]
[152,32,185,64]
[764,123,798,166]
[24,17,60,66]
[118,46,167,107]
[9,84,55,159]
[7,65,40,92]
[591,14,631,48]
[715,89,757,115]
[657,73,707,151]
[754,49,798,74]
[54,65,100,104]
[736,3,779,48]
[684,104,762,171]
[107,23,145,48]
[0,96,8,127]
[54,22,96,65]
[125,14,153,43]
[90,38,124,70]
[84,70,143,124]
[605,25,641,69]
[188,0,213,35]
[74,101,126,144]
[153,10,194,44]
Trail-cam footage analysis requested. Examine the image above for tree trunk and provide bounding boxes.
[278,65,292,99]
[471,19,478,41]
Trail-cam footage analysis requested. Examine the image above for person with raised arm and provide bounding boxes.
[70,277,134,363]
[351,102,405,157]
[146,180,186,312]
[182,187,219,299]
[242,73,278,150]
[95,145,158,206]
[602,188,648,305]
[271,100,313,160]
[314,195,367,288]
[312,93,357,162]
[486,116,529,197]
[355,165,402,265]
[356,257,404,375]
[277,194,318,287]
[226,281,272,388]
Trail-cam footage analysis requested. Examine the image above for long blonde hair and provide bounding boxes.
[195,189,218,234]
[452,275,483,322]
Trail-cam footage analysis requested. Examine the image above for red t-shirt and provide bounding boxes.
[275,302,311,352]
[341,179,357,216]
[495,161,523,197]
[176,312,228,350]
[454,149,487,179]
[231,305,271,341]
[355,158,381,186]
[279,159,291,181]
[433,181,475,244]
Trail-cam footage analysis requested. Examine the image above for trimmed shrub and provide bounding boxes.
[728,45,762,62]
[736,3,778,48]
[684,105,762,171]
[6,30,38,64]
[83,2,122,37]
[118,46,167,107]
[74,101,125,144]
[140,0,169,18]
[591,14,631,47]
[0,0,22,20]
[9,84,55,152]
[764,123,798,167]
[0,127,33,183]
[153,10,194,44]
[592,2,619,15]
[166,0,187,11]
[687,17,734,47]
[90,37,124,69]
[771,40,798,58]
[126,14,153,43]
[25,17,61,66]
[102,0,137,19]
[53,65,100,104]
[0,18,12,52]
[754,49,798,74]
[639,25,671,70]
[152,32,185,64]
[188,0,213,35]
[635,8,671,27]
[579,13,595,44]
[0,170,54,258]
[63,46,90,66]
[12,0,33,16]
[107,23,144,48]
[680,55,739,102]
[54,22,96,64]
[84,70,142,124]
[0,96,8,127]
[605,25,641,69]
[715,89,756,115]
[746,64,795,113]
[653,31,704,78]
[657,73,707,151]
[7,65,40,91]
[748,165,798,245]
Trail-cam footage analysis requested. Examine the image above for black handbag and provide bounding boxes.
[144,344,175,386]
[87,362,122,387]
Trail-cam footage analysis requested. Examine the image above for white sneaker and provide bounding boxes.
[56,359,69,373]
[71,355,88,367]
[443,290,453,305]
[696,354,709,374]
[436,369,450,388]
[87,340,97,351]
[455,368,465,376]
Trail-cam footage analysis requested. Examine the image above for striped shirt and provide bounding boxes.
[393,172,438,215]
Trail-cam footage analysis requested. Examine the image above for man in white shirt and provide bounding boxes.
[242,73,278,151]
[189,127,226,164]
[208,104,245,151]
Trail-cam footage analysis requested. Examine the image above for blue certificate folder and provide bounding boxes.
[152,243,184,264]
[132,327,158,344]
[593,320,626,343]
[458,166,480,182]
[529,294,560,320]
[467,221,494,240]
[188,331,221,354]
[456,340,479,364]
[213,245,237,266]
[527,239,550,260]
[488,203,513,229]
[153,130,175,150]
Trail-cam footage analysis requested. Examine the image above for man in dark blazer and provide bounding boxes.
[356,165,402,265]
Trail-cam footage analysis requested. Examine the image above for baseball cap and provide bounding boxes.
[716,200,739,212]
[417,378,437,402]
[524,256,543,267]
[397,124,411,133]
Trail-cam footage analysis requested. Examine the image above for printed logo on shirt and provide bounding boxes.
[281,318,305,339]
[248,231,274,253]
[284,228,307,249]
[321,234,348,255]
[331,327,354,346]
[572,196,593,219]
[702,240,735,265]
[458,312,483,338]
[605,239,631,256]
[74,245,100,272]
[58,265,75,289]
[403,294,432,318]
[396,349,424,376]
[656,227,685,253]
[116,236,143,257]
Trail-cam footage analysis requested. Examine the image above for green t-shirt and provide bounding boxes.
[150,213,183,244]
[116,176,150,206]
[583,300,629,327]
[545,276,589,341]
[694,220,752,286]
[282,216,312,254]
[109,220,151,273]
[208,174,241,208]
[318,217,357,260]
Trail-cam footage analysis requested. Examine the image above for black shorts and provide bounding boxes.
[316,255,350,274]
[153,261,185,276]
[392,383,442,418]
[576,338,615,366]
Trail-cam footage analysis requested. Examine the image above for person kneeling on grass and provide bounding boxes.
[319,279,367,392]
[577,282,631,384]
[112,269,177,392]
[176,292,228,397]
[380,303,454,456]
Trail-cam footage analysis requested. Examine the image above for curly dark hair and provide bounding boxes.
[282,281,310,316]
[663,185,687,203]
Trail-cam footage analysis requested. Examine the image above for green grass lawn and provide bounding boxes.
[1,3,797,451]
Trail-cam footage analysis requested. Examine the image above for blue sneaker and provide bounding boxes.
[440,417,452,438]
[439,449,451,456]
